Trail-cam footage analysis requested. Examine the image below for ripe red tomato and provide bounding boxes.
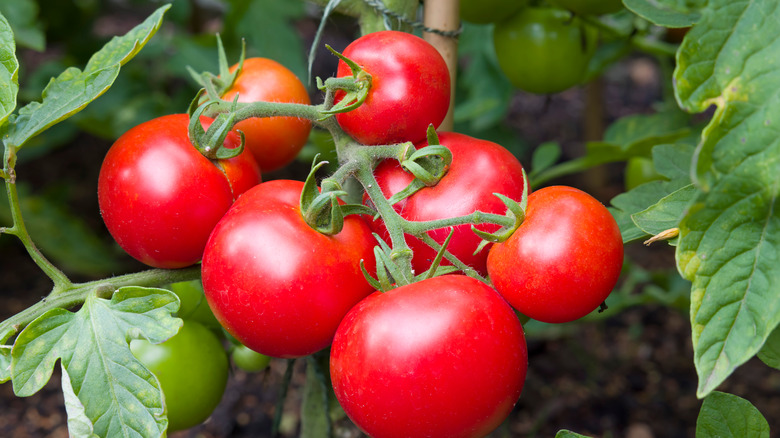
[487,186,624,323]
[366,132,526,276]
[98,113,261,269]
[335,30,450,145]
[130,320,229,432]
[201,179,377,358]
[330,275,528,438]
[222,57,312,172]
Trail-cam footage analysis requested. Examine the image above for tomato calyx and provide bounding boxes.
[188,35,245,100]
[300,158,375,235]
[386,127,453,206]
[318,45,373,116]
[471,169,530,251]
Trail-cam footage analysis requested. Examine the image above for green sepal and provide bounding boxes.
[400,144,453,186]
[188,96,245,161]
[187,34,246,99]
[471,169,530,248]
[360,258,383,291]
[419,227,459,280]
[319,45,372,115]
[300,159,356,235]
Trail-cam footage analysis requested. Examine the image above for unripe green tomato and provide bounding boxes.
[231,344,272,372]
[547,0,624,16]
[170,280,222,331]
[625,157,664,190]
[493,7,598,94]
[460,0,528,24]
[131,320,229,432]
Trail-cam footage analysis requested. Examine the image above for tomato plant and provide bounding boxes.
[367,132,526,275]
[97,113,261,269]
[222,57,312,172]
[335,30,450,145]
[330,275,527,438]
[547,0,624,16]
[493,7,598,94]
[487,186,624,323]
[201,179,376,358]
[130,319,229,432]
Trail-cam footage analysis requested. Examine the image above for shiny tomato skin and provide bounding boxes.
[201,179,377,358]
[130,320,229,432]
[367,132,526,276]
[330,275,528,438]
[487,186,624,323]
[335,30,450,145]
[98,114,261,269]
[222,57,312,172]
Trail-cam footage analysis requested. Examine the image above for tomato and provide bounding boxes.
[201,179,377,358]
[547,0,624,16]
[131,320,229,432]
[487,186,624,323]
[460,0,528,23]
[335,30,450,145]
[98,114,261,269]
[366,132,526,276]
[493,7,598,94]
[231,344,272,372]
[330,275,527,438]
[222,57,312,172]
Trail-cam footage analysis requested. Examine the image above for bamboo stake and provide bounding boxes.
[423,0,459,131]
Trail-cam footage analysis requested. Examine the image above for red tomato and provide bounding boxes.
[487,186,624,323]
[201,179,377,358]
[330,275,527,438]
[98,114,261,269]
[366,132,526,276]
[222,57,312,172]
[335,30,450,145]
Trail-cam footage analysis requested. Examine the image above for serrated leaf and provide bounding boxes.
[673,0,780,398]
[5,4,169,149]
[695,392,769,438]
[61,364,98,438]
[653,143,695,180]
[0,10,19,126]
[610,177,691,243]
[11,286,181,437]
[623,0,704,27]
[632,184,697,237]
[757,324,780,370]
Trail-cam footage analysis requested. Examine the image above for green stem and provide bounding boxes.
[580,15,678,58]
[3,147,72,292]
[404,211,515,234]
[0,265,201,341]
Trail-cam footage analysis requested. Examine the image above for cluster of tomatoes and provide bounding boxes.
[97,28,624,437]
[463,0,624,94]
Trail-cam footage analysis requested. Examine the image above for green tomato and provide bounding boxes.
[231,344,272,372]
[170,280,222,331]
[460,0,528,24]
[131,320,229,432]
[625,157,664,190]
[546,0,624,16]
[493,7,598,94]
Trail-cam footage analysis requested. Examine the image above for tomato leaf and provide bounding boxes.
[0,9,19,128]
[610,176,691,243]
[61,364,98,438]
[623,0,704,28]
[632,184,697,239]
[4,4,169,149]
[673,0,780,398]
[0,327,13,383]
[695,392,769,438]
[10,286,181,437]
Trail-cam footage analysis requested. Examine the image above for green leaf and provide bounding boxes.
[0,0,45,51]
[653,142,695,180]
[11,286,181,437]
[632,183,697,237]
[5,4,169,149]
[61,365,98,438]
[0,327,12,383]
[674,0,780,398]
[603,109,692,153]
[623,0,704,28]
[610,177,691,243]
[0,10,19,127]
[695,392,770,438]
[556,430,594,438]
[529,141,561,176]
[757,323,780,370]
